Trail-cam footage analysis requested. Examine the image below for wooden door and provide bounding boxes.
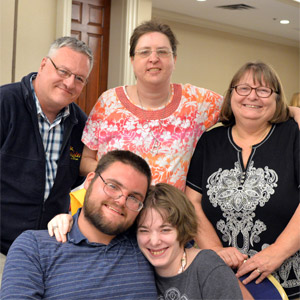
[71,0,111,115]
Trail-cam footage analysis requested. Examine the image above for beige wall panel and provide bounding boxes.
[0,0,15,84]
[15,0,57,83]
[159,20,299,101]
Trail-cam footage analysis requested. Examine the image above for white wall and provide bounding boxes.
[1,0,299,103]
[152,12,299,101]
[0,0,70,85]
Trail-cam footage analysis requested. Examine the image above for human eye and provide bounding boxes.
[127,195,143,205]
[75,75,85,84]
[157,49,170,57]
[57,68,70,78]
[137,228,149,235]
[106,182,119,192]
[137,227,149,233]
[161,225,174,233]
[239,85,250,92]
[137,49,151,57]
[257,87,271,94]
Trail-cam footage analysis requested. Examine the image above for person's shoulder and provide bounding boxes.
[0,80,22,95]
[9,230,59,255]
[196,249,227,267]
[101,86,121,98]
[201,124,227,140]
[1,73,34,99]
[16,229,56,243]
[118,228,147,254]
[277,118,299,131]
[180,83,222,98]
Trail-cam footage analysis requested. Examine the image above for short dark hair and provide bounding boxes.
[220,61,289,126]
[48,36,94,75]
[136,183,198,246]
[95,150,152,191]
[129,20,178,57]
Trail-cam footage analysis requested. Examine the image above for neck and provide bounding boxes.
[135,83,171,109]
[234,121,271,138]
[78,209,115,245]
[177,249,187,274]
[155,248,187,277]
[232,121,271,147]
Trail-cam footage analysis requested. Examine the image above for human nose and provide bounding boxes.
[62,75,76,88]
[248,87,258,99]
[148,51,159,62]
[114,194,127,207]
[149,232,161,246]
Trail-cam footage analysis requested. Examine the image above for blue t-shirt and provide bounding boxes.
[1,210,157,299]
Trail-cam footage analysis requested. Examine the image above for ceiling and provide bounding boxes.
[152,0,300,46]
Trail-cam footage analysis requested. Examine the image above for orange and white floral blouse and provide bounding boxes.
[82,83,223,191]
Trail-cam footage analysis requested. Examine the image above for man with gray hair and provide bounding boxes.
[0,36,94,256]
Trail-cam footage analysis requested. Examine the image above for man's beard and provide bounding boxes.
[82,183,129,236]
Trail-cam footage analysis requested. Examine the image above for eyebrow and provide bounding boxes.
[56,63,86,78]
[138,223,172,229]
[137,47,171,50]
[105,178,145,199]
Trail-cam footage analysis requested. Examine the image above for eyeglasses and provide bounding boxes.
[97,172,144,212]
[232,84,277,98]
[47,56,87,85]
[134,49,173,58]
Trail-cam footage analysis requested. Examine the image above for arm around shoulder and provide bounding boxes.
[289,106,300,128]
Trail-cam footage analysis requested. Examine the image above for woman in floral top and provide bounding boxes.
[80,20,222,190]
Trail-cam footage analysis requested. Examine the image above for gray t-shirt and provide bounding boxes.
[155,249,242,300]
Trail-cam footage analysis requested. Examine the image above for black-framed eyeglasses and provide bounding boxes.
[232,84,277,98]
[134,49,173,58]
[47,56,87,85]
[96,172,144,212]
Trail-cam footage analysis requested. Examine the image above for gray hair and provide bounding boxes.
[48,36,94,75]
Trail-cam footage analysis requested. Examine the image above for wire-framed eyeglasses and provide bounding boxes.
[232,84,277,98]
[134,49,173,58]
[47,56,87,85]
[97,172,144,212]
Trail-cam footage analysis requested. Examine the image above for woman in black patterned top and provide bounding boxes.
[186,61,300,299]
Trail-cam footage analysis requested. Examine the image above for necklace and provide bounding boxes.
[178,249,187,274]
[137,88,170,155]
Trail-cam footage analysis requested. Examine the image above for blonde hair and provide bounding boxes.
[290,92,300,107]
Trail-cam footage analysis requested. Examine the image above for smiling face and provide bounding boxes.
[137,208,184,277]
[130,32,176,86]
[34,46,90,117]
[83,161,148,237]
[231,71,277,125]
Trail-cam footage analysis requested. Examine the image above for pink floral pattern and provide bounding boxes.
[82,83,222,190]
